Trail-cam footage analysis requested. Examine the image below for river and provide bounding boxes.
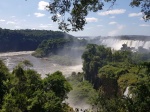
[0,51,83,78]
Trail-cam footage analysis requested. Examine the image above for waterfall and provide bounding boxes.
[124,86,132,98]
[97,38,150,50]
[5,58,10,67]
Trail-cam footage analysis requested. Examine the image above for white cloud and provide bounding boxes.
[86,17,98,22]
[98,9,126,16]
[128,12,142,17]
[34,13,45,17]
[6,21,16,24]
[39,25,48,28]
[38,1,49,10]
[108,25,125,36]
[15,26,21,29]
[39,24,52,28]
[109,21,117,25]
[0,19,5,22]
[110,16,115,19]
[139,24,150,27]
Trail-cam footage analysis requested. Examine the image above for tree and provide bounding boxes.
[18,60,33,70]
[43,71,72,100]
[82,44,112,86]
[1,65,72,112]
[47,0,150,32]
[0,60,9,109]
[2,66,28,112]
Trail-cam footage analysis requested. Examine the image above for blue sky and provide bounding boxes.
[0,0,150,37]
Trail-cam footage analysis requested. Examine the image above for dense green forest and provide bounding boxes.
[0,43,150,111]
[79,44,150,111]
[0,28,73,52]
[0,60,72,112]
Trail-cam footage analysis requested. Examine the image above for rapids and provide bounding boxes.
[0,51,82,78]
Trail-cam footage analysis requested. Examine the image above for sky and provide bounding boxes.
[0,0,150,37]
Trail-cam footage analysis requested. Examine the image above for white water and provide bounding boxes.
[124,86,132,98]
[0,51,82,78]
[98,38,150,50]
[66,93,92,112]
[0,51,34,57]
[124,86,129,97]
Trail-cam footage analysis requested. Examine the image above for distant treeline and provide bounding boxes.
[0,28,73,52]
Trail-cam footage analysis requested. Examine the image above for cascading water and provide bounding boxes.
[97,37,150,50]
[5,58,10,67]
[124,86,132,98]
